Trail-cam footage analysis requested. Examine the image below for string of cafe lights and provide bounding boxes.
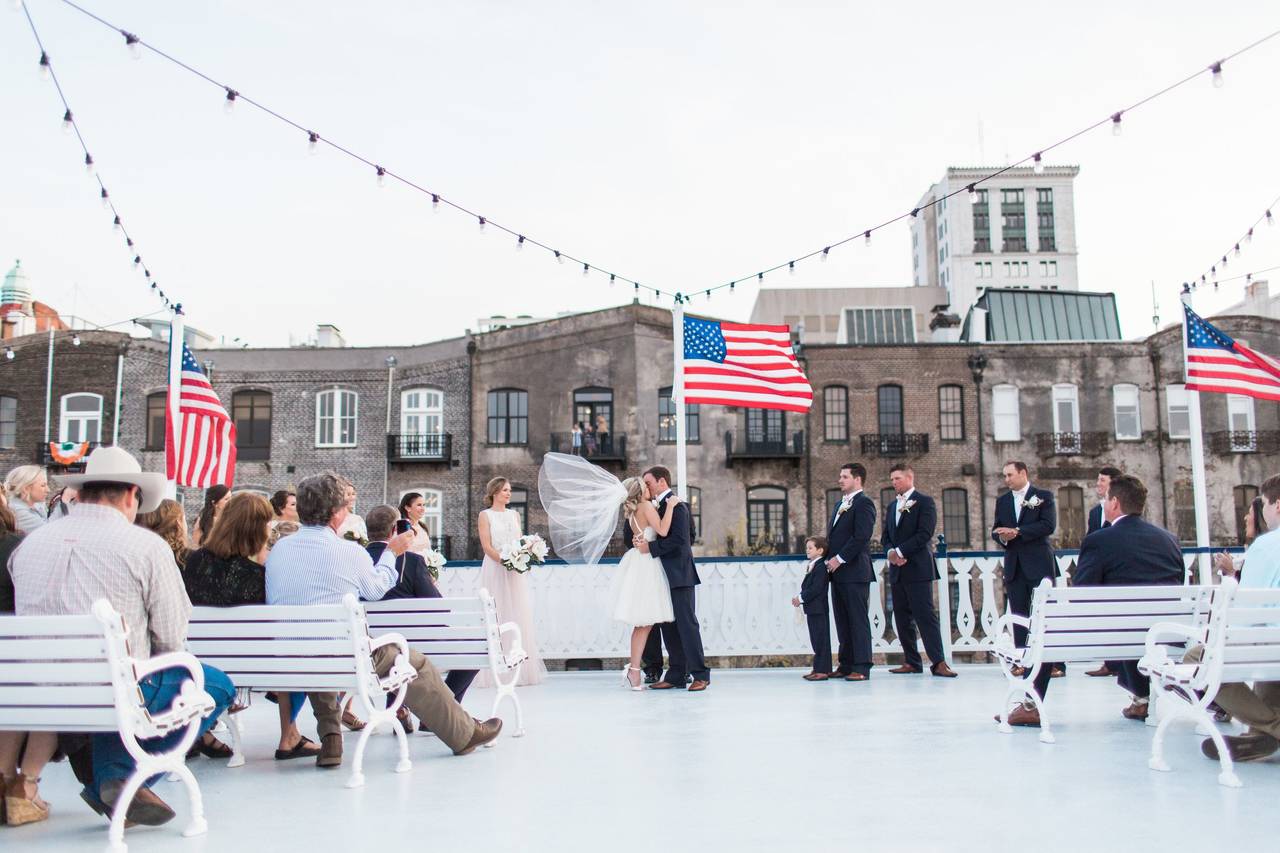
[27,1,1280,307]
[1187,191,1280,292]
[19,2,181,314]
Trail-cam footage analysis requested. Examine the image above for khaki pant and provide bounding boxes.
[310,646,475,752]
[1184,645,1280,739]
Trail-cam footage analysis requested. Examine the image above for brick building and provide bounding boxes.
[1,302,1275,557]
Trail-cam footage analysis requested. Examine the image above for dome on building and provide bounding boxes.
[1,260,33,305]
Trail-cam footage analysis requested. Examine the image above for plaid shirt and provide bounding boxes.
[9,503,191,659]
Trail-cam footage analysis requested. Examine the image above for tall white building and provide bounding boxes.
[911,165,1080,314]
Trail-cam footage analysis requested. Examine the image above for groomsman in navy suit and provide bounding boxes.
[1084,465,1123,678]
[882,465,956,678]
[991,461,1058,726]
[825,463,877,681]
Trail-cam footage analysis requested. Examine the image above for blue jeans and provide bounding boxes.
[89,663,234,798]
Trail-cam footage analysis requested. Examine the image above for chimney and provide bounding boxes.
[315,324,346,348]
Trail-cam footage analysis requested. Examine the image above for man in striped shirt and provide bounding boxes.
[265,473,501,766]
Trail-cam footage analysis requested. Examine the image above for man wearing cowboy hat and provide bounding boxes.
[10,447,234,826]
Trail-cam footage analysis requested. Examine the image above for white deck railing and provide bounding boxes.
[436,547,1236,663]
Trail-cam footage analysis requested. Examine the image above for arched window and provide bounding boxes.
[746,486,788,553]
[991,384,1020,442]
[938,385,964,441]
[59,393,102,443]
[487,389,528,445]
[1057,485,1085,548]
[823,386,849,442]
[233,390,272,460]
[145,392,167,451]
[315,389,358,447]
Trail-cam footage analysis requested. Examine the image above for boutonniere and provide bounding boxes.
[1022,495,1043,509]
[836,502,850,518]
[899,499,917,514]
[342,530,369,548]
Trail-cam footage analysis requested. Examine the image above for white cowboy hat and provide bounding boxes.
[58,446,169,513]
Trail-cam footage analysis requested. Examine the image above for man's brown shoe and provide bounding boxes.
[889,664,923,674]
[844,672,868,682]
[1201,732,1280,762]
[1050,666,1065,678]
[687,680,709,692]
[317,733,343,768]
[1009,665,1028,677]
[802,672,829,681]
[99,779,175,827]
[995,704,1041,727]
[454,717,503,755]
[1085,664,1115,677]
[930,661,958,678]
[1121,700,1149,721]
[648,681,678,690]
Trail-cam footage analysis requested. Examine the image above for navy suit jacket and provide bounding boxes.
[799,557,830,615]
[1087,504,1107,536]
[825,491,876,584]
[882,491,938,585]
[366,541,442,600]
[991,485,1058,583]
[1073,515,1184,587]
[649,496,700,589]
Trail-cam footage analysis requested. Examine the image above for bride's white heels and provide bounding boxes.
[623,664,644,691]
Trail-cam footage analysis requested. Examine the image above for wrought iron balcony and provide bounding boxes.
[434,535,453,561]
[1209,430,1280,455]
[39,441,101,471]
[859,433,929,457]
[386,433,452,463]
[1034,431,1112,457]
[724,430,804,466]
[549,432,627,465]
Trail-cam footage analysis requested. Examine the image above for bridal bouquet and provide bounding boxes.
[501,534,549,574]
[423,549,447,581]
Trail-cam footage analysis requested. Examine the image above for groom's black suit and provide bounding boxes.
[827,490,877,677]
[649,492,710,684]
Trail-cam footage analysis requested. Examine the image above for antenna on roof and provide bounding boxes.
[1150,280,1160,329]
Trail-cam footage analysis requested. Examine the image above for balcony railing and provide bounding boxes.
[386,433,452,463]
[549,433,627,464]
[724,430,804,466]
[1034,431,1112,457]
[434,535,453,561]
[859,433,929,457]
[40,441,101,471]
[1209,430,1280,454]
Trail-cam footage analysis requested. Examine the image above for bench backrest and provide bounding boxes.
[363,591,499,671]
[1028,581,1214,663]
[1199,580,1280,685]
[186,595,372,693]
[0,600,140,733]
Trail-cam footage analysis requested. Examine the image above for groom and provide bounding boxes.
[635,466,711,691]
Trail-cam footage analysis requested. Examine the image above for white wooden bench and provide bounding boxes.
[0,600,216,853]
[185,593,416,788]
[364,589,527,737]
[993,578,1214,743]
[1140,577,1280,787]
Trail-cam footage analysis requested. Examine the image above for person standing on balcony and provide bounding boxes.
[825,462,876,681]
[582,422,597,457]
[1085,465,1123,678]
[991,460,1057,725]
[595,415,610,455]
[571,422,583,456]
[882,465,956,678]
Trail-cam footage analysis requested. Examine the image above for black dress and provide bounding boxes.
[0,532,23,613]
[183,548,267,606]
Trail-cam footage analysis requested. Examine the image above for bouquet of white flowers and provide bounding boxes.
[500,534,549,574]
[423,549,447,581]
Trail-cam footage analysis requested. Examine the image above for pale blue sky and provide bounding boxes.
[2,1,1278,347]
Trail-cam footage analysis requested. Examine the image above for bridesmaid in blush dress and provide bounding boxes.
[475,477,547,687]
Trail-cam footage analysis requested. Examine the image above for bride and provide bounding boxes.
[537,453,677,691]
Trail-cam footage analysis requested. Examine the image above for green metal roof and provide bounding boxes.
[964,288,1121,342]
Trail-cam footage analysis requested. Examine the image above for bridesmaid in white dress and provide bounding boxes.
[610,477,678,690]
[476,477,548,686]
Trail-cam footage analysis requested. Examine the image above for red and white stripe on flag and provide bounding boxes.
[682,317,813,413]
[166,342,237,488]
[1183,304,1280,402]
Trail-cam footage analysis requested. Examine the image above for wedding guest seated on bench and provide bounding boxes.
[265,473,502,769]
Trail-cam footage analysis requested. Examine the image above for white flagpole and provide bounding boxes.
[1180,287,1212,583]
[672,301,688,497]
[165,309,185,500]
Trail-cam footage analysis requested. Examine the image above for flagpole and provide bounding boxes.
[1180,286,1212,583]
[672,300,687,497]
[165,308,185,500]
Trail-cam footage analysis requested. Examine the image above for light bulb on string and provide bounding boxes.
[757,272,764,283]
[4,349,13,362]
[554,251,563,264]
[307,132,318,154]
[84,153,94,174]
[72,334,81,346]
[223,88,238,113]
[38,51,49,80]
[1234,243,1241,258]
[910,208,919,218]
[582,263,589,277]
[1111,112,1123,136]
[516,235,525,251]
[431,194,440,212]
[705,290,711,301]
[821,247,830,262]
[477,216,486,233]
[1032,152,1044,174]
[1211,62,1224,88]
[1246,228,1254,244]
[609,274,615,286]
[789,261,796,276]
[133,255,141,267]
[112,215,121,231]
[967,184,978,205]
[100,188,109,208]
[62,109,73,134]
[864,230,871,246]
[1222,255,1229,269]
[376,166,386,187]
[123,31,141,60]
[730,282,736,293]
[1268,210,1274,227]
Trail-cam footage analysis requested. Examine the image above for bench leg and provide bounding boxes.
[1148,700,1182,773]
[105,770,147,853]
[226,709,246,769]
[170,763,209,839]
[345,724,374,789]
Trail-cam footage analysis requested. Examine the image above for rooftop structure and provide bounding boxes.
[962,288,1122,343]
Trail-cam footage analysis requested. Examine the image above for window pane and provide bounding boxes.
[1057,486,1085,548]
[824,386,848,441]
[992,385,1020,441]
[941,488,969,547]
[877,385,903,435]
[938,385,963,441]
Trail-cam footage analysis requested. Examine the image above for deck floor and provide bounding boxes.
[11,665,1280,852]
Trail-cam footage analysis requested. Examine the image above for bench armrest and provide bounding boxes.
[369,631,411,661]
[1139,621,1203,674]
[134,651,206,690]
[992,612,1029,645]
[498,621,528,663]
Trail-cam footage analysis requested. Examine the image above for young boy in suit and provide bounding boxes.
[792,536,832,681]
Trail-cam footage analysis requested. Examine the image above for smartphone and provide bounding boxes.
[395,519,413,535]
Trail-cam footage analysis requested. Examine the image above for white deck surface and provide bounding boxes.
[12,665,1280,852]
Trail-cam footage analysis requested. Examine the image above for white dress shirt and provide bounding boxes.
[265,524,397,606]
[890,488,916,560]
[1011,486,1029,523]
[832,489,863,565]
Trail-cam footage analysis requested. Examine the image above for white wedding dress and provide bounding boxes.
[608,525,674,627]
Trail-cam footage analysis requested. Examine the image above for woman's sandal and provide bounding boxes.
[187,733,234,760]
[274,736,321,761]
[341,709,366,732]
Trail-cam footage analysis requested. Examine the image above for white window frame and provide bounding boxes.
[59,392,103,443]
[1227,394,1256,451]
[992,384,1021,442]
[1051,383,1080,453]
[1166,384,1190,440]
[315,388,359,448]
[1113,383,1141,441]
[400,388,444,436]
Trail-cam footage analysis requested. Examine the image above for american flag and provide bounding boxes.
[1184,303,1280,401]
[166,342,237,488]
[682,316,813,413]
